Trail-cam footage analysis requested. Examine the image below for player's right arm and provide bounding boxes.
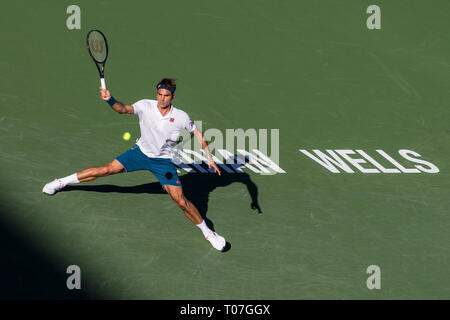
[99,87,134,114]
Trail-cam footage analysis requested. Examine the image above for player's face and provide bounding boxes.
[156,89,174,108]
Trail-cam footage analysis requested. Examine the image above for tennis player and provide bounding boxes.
[43,78,226,251]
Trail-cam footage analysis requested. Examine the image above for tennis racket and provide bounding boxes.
[86,29,109,89]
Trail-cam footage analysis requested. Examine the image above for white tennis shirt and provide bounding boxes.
[132,99,196,159]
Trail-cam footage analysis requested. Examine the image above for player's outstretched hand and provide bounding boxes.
[100,87,111,101]
[208,160,221,176]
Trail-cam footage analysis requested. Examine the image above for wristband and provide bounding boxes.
[106,96,116,107]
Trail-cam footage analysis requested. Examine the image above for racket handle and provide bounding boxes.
[100,78,106,89]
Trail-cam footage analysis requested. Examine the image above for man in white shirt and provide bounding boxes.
[42,78,226,251]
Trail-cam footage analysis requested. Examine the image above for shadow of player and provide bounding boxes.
[63,172,262,252]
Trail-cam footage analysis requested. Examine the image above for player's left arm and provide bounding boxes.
[192,128,221,176]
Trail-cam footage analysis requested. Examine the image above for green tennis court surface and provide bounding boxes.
[1,0,449,299]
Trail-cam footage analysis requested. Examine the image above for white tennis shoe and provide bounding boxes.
[42,178,65,195]
[205,231,226,251]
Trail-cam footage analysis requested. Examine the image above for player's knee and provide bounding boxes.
[175,197,188,211]
[100,165,112,176]
[103,163,122,176]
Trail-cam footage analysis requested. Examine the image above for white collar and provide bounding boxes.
[155,104,173,120]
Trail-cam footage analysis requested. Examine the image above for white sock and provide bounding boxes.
[60,173,80,186]
[196,220,212,238]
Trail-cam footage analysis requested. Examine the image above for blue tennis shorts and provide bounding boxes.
[115,145,181,187]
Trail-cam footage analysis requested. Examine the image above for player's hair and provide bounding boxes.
[157,78,176,94]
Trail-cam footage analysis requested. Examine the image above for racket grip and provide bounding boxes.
[100,78,106,89]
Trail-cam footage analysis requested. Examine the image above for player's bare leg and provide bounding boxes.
[77,159,125,182]
[164,184,226,251]
[42,160,125,195]
[164,184,202,224]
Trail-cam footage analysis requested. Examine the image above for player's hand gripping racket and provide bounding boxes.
[86,29,109,89]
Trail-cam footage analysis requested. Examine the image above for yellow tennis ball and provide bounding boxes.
[123,132,131,141]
